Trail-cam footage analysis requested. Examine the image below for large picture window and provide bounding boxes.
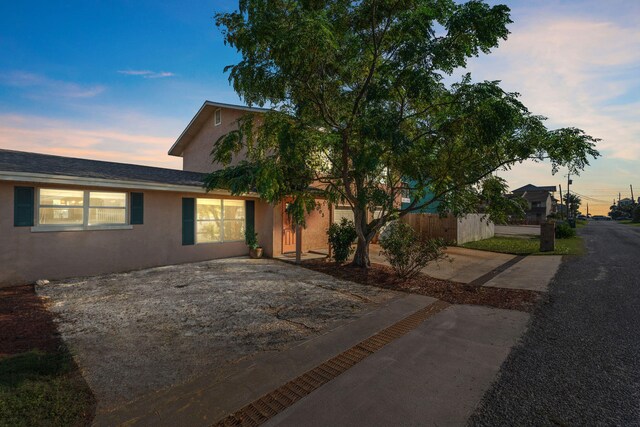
[38,189,84,225]
[196,198,245,243]
[37,188,128,228]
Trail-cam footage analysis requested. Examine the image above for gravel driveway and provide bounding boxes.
[470,222,640,425]
[36,258,396,413]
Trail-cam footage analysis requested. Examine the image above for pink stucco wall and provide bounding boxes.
[270,200,330,257]
[0,181,272,286]
[181,108,248,174]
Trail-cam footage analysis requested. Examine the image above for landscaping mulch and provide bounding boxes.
[303,260,542,312]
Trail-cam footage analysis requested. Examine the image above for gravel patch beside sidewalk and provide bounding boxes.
[36,258,396,412]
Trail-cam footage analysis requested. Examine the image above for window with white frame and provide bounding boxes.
[38,189,84,225]
[196,198,245,243]
[89,192,127,225]
[333,206,354,224]
[214,108,222,126]
[37,189,128,227]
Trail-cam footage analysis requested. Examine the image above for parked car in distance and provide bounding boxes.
[592,215,612,221]
[577,215,587,220]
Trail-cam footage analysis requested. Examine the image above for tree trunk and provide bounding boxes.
[351,207,372,267]
[352,236,371,267]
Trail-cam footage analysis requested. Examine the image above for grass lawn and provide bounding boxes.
[619,220,640,226]
[463,236,584,256]
[576,219,588,228]
[0,351,94,426]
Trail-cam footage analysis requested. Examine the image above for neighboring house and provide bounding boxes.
[400,179,440,214]
[0,101,331,286]
[619,197,635,207]
[511,184,557,224]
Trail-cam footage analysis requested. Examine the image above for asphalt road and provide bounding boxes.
[470,221,640,425]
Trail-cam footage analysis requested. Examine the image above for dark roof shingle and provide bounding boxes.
[0,149,207,187]
[512,184,557,193]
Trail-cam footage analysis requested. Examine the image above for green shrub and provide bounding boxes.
[379,221,446,279]
[555,221,576,239]
[245,226,260,249]
[633,205,640,223]
[328,218,358,263]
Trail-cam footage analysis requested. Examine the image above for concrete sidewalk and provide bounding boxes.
[483,256,562,292]
[495,225,540,237]
[265,305,529,427]
[370,245,515,283]
[94,294,434,426]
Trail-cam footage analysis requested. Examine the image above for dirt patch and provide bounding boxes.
[302,261,541,312]
[0,285,60,356]
[36,258,397,413]
[0,285,95,426]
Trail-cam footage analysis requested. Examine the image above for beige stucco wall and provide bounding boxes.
[303,200,330,252]
[181,108,248,173]
[270,199,330,257]
[0,181,271,286]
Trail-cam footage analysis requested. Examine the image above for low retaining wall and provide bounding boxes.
[401,213,494,245]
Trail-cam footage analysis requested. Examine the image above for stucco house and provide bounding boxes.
[511,184,557,224]
[0,101,332,286]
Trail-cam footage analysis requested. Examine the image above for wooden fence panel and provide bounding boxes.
[401,213,457,243]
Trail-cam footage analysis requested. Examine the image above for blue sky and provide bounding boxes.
[0,0,638,214]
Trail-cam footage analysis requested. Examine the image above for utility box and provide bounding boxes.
[540,222,555,252]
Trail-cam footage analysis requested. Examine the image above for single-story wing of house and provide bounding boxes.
[0,101,332,286]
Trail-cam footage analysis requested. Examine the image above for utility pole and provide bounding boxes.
[619,192,621,206]
[587,203,589,217]
[631,184,635,204]
[567,173,572,220]
[559,184,564,220]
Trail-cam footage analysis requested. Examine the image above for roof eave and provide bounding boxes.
[0,170,260,197]
[168,100,270,157]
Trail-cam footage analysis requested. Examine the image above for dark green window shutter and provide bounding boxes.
[182,198,195,245]
[245,200,255,234]
[130,192,144,225]
[14,187,34,227]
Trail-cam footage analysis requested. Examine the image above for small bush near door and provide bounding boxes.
[328,218,357,263]
[379,221,446,279]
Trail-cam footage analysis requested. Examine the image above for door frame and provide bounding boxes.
[281,201,296,253]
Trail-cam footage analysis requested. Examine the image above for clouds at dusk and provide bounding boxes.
[0,114,181,168]
[0,71,106,99]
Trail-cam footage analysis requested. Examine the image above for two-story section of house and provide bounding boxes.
[167,101,331,258]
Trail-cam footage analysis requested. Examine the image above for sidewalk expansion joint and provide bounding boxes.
[468,255,527,287]
[214,299,451,427]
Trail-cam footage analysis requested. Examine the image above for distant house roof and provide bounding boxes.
[512,184,557,193]
[0,149,211,192]
[522,192,551,203]
[168,100,270,157]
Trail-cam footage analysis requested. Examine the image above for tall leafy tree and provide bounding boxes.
[206,0,600,267]
[563,193,582,218]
